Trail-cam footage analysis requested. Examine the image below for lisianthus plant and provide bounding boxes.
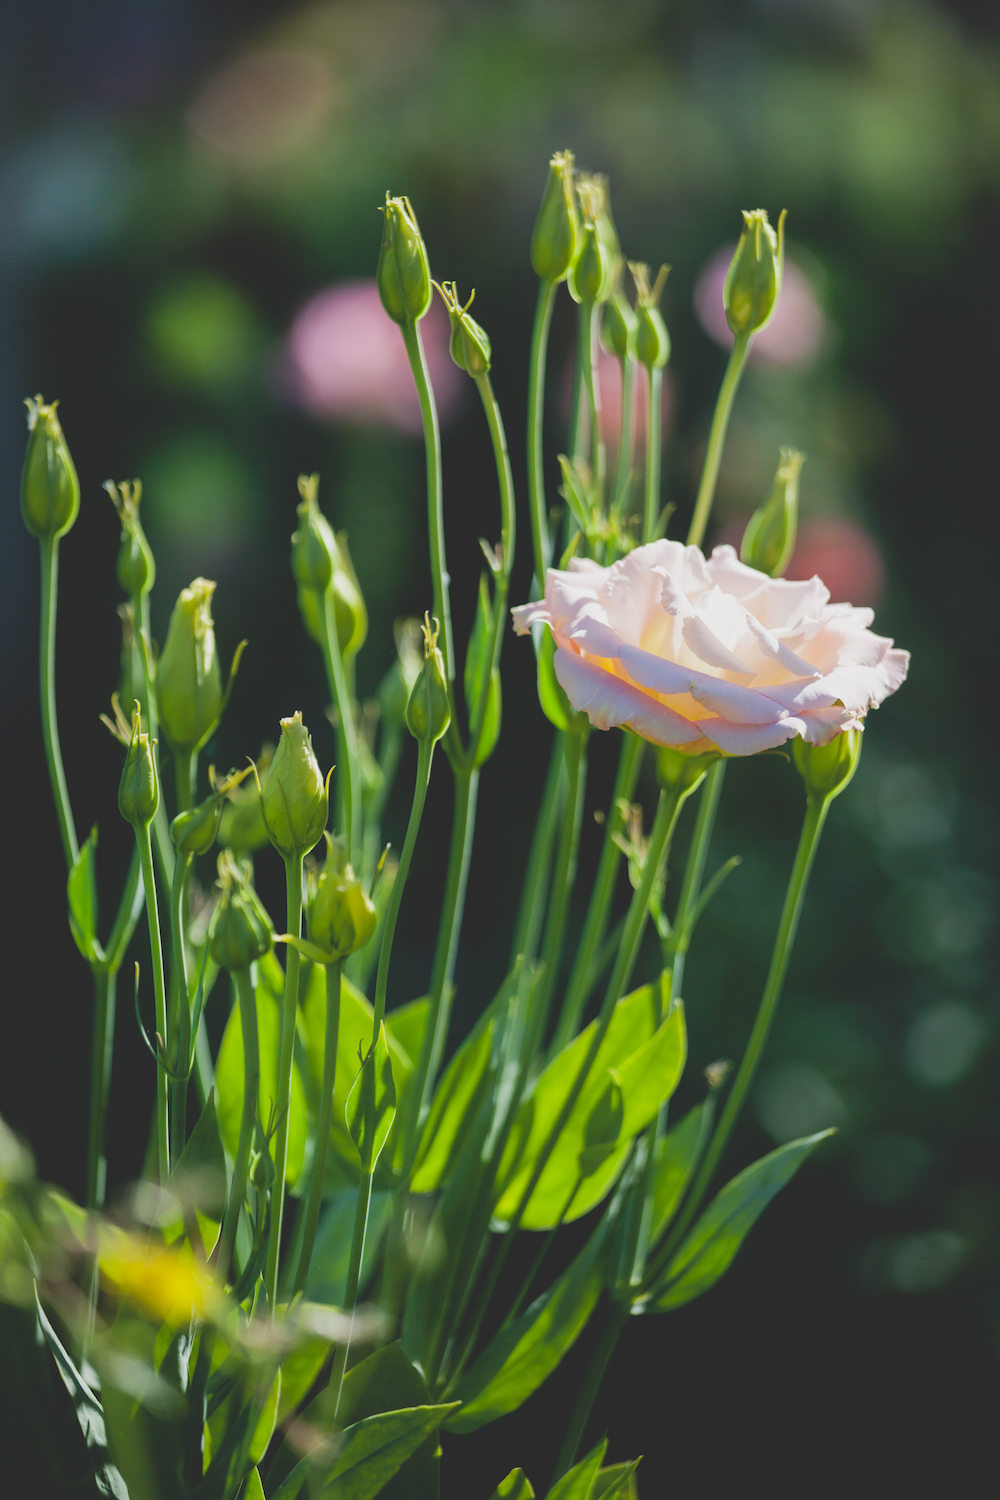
[2,155,908,1498]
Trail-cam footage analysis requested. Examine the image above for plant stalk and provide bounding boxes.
[38,537,78,868]
[643,366,663,544]
[686,331,751,550]
[219,966,260,1287]
[136,825,170,1183]
[527,278,558,584]
[265,852,304,1308]
[401,318,454,681]
[293,959,341,1295]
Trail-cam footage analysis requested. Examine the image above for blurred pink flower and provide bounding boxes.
[714,514,885,606]
[562,346,675,453]
[284,280,462,433]
[694,248,827,366]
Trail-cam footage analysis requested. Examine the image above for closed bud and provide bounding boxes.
[291,473,336,593]
[307,835,377,960]
[20,397,80,541]
[106,480,155,598]
[260,712,328,858]
[569,179,613,305]
[530,151,580,284]
[250,1147,275,1192]
[297,584,323,646]
[330,529,368,658]
[656,745,718,794]
[600,289,637,362]
[436,282,491,377]
[171,768,251,856]
[219,746,272,853]
[405,615,451,745]
[792,727,862,804]
[118,704,159,829]
[629,262,671,370]
[157,578,222,754]
[377,618,423,726]
[211,852,273,971]
[724,209,786,337]
[740,448,805,578]
[376,193,432,325]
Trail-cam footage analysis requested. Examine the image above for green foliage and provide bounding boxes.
[488,1471,535,1499]
[346,1022,397,1173]
[67,827,101,965]
[548,1438,607,1499]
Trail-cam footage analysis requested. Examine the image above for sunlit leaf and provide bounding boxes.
[215,968,307,1189]
[347,1022,396,1173]
[67,826,102,964]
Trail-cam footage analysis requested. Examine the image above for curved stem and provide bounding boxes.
[601,785,688,1014]
[375,739,433,1036]
[552,733,644,1052]
[509,734,565,969]
[219,966,260,1287]
[552,1302,628,1482]
[86,971,115,1209]
[686,331,751,550]
[169,852,193,1164]
[319,591,361,863]
[613,355,636,516]
[527,278,558,584]
[665,761,726,998]
[533,725,588,1042]
[661,793,830,1259]
[474,371,516,573]
[643,367,663,544]
[294,959,340,1295]
[580,302,604,497]
[136,824,169,1183]
[38,537,77,868]
[401,319,454,682]
[135,594,175,889]
[265,852,304,1308]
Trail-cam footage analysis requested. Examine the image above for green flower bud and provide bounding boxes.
[600,289,637,362]
[405,615,451,745]
[629,262,671,370]
[297,584,323,646]
[569,178,613,306]
[330,530,368,659]
[792,727,862,804]
[307,835,377,960]
[740,448,805,578]
[436,281,492,377]
[250,1146,275,1193]
[377,618,423,726]
[530,151,580,284]
[218,746,272,853]
[171,768,251,856]
[260,712,328,858]
[376,193,432,325]
[156,578,222,755]
[118,704,159,829]
[724,209,786,337]
[656,745,718,794]
[210,852,273,972]
[291,472,335,593]
[105,480,155,598]
[20,397,80,541]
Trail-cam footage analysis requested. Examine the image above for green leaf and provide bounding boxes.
[32,1294,129,1498]
[411,1012,496,1193]
[446,1216,608,1433]
[578,1076,624,1177]
[463,576,502,767]
[493,984,683,1231]
[548,1438,607,1500]
[383,997,429,1072]
[346,1022,396,1173]
[272,1404,459,1500]
[536,623,572,732]
[162,1093,227,1255]
[556,454,596,537]
[591,1461,641,1499]
[645,1129,834,1311]
[647,1102,711,1248]
[304,1188,393,1307]
[216,967,307,1189]
[67,826,103,965]
[243,1469,265,1500]
[99,1316,186,1500]
[488,1470,535,1499]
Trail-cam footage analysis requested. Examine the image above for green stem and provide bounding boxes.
[331,1171,374,1420]
[169,852,193,1165]
[38,537,78,868]
[474,371,516,573]
[686,331,751,550]
[319,591,361,863]
[662,793,830,1258]
[219,966,260,1287]
[533,725,588,1041]
[552,733,644,1052]
[265,852,304,1308]
[294,959,340,1295]
[613,355,636,516]
[174,750,196,814]
[665,761,726,998]
[643,366,663,544]
[86,971,115,1210]
[509,734,564,969]
[401,318,454,681]
[136,824,169,1183]
[580,302,604,496]
[375,740,433,1035]
[552,1302,628,1482]
[527,278,558,584]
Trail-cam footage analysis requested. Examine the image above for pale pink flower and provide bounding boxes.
[512,541,908,755]
[695,247,827,366]
[714,515,886,607]
[283,280,462,432]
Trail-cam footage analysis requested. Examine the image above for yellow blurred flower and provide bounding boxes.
[99,1231,218,1324]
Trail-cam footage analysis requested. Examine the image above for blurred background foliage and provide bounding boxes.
[1,0,997,1490]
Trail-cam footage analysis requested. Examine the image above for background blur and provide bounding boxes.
[2,0,997,1492]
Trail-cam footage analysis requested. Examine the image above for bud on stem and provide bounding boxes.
[20,397,79,541]
[405,615,451,745]
[740,448,805,578]
[530,151,580,284]
[377,194,432,325]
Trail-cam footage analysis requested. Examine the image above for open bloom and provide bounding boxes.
[512,541,908,755]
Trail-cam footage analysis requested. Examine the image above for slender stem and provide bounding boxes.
[330,1167,374,1419]
[613,355,636,516]
[174,750,196,814]
[643,367,663,544]
[265,852,304,1308]
[135,594,174,889]
[294,959,340,1295]
[219,966,260,1287]
[665,761,726,998]
[552,734,643,1051]
[319,591,361,863]
[136,825,169,1183]
[509,734,564,969]
[527,278,558,584]
[38,537,78,868]
[104,845,144,973]
[401,319,454,681]
[686,331,751,550]
[601,785,687,1014]
[86,972,115,1209]
[663,793,831,1257]
[375,740,433,1034]
[552,1303,628,1482]
[567,332,586,467]
[580,302,604,496]
[474,372,516,573]
[533,725,588,1040]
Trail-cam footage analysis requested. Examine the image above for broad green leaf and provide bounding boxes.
[67,826,102,964]
[347,1022,396,1172]
[100,1316,186,1500]
[383,997,429,1072]
[272,1403,459,1500]
[648,1102,711,1247]
[411,1014,496,1193]
[548,1438,607,1500]
[248,1368,281,1465]
[276,1335,330,1423]
[216,970,307,1189]
[591,1461,641,1499]
[493,985,682,1230]
[163,1093,227,1255]
[646,1129,834,1311]
[446,1217,608,1433]
[244,1469,265,1500]
[304,1188,393,1307]
[536,623,572,731]
[488,1470,535,1499]
[32,1294,129,1498]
